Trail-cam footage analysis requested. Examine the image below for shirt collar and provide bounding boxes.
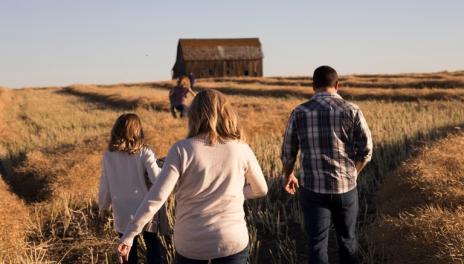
[312,91,343,99]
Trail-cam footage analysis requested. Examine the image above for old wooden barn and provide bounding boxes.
[172,38,263,79]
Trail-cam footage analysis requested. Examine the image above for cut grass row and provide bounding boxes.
[201,71,464,89]
[0,88,38,263]
[126,79,464,101]
[366,132,464,263]
[1,79,464,262]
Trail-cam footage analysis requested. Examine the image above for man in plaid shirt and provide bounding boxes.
[281,66,373,264]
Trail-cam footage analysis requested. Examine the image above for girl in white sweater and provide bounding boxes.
[99,113,167,264]
[118,90,268,264]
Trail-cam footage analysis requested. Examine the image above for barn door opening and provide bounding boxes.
[226,61,233,76]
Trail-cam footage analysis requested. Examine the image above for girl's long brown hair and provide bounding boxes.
[187,89,244,144]
[109,113,145,154]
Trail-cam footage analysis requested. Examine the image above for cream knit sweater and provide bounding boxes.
[98,147,161,233]
[120,137,268,260]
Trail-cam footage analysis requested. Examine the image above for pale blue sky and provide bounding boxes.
[1,1,463,88]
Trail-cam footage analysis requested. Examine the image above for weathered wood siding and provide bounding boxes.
[182,59,262,78]
[172,38,263,79]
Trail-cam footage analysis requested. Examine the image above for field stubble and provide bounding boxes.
[366,132,464,263]
[0,72,463,263]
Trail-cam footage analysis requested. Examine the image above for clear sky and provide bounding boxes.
[1,1,463,88]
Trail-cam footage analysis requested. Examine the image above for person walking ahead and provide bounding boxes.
[281,66,373,264]
[169,76,196,118]
[99,113,168,264]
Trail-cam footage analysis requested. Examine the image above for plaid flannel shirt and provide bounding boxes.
[281,92,373,194]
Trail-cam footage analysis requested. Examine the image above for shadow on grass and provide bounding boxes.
[0,150,50,203]
[58,87,169,112]
[0,139,102,203]
[205,76,464,89]
[149,82,464,102]
[357,124,463,263]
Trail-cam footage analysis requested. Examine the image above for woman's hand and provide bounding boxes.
[117,243,131,263]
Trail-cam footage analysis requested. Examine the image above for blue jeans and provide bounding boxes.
[119,232,164,264]
[175,245,248,264]
[299,187,359,264]
[171,104,187,118]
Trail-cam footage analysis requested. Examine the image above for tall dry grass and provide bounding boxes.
[365,132,464,263]
[0,88,47,263]
[1,72,464,263]
[0,178,31,263]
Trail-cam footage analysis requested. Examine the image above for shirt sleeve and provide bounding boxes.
[243,145,268,199]
[353,109,373,162]
[281,110,300,166]
[120,144,182,247]
[98,154,111,213]
[144,148,161,184]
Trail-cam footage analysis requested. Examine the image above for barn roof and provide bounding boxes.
[178,38,263,61]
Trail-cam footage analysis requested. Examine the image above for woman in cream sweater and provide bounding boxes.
[118,89,268,264]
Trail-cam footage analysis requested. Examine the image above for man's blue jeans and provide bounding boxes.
[299,187,359,264]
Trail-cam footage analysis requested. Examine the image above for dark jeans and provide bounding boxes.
[175,245,248,264]
[299,187,359,264]
[119,232,163,264]
[171,104,187,118]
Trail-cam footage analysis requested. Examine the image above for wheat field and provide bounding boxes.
[0,71,463,263]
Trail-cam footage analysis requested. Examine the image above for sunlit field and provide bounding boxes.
[1,71,463,263]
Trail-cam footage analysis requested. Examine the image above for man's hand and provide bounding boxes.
[117,243,131,263]
[283,173,299,195]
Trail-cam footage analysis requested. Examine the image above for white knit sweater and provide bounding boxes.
[120,137,268,260]
[98,147,161,233]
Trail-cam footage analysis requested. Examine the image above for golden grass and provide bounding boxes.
[0,88,41,263]
[1,72,464,262]
[201,70,464,89]
[0,178,29,260]
[135,78,464,103]
[366,132,464,263]
[65,84,171,111]
[11,137,104,202]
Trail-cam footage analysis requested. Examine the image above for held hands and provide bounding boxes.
[117,243,131,263]
[283,173,299,195]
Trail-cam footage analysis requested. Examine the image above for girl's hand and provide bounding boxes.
[117,243,131,263]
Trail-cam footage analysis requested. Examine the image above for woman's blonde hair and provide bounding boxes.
[187,89,244,144]
[177,75,191,89]
[109,113,145,154]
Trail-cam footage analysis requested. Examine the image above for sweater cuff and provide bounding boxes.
[119,232,136,247]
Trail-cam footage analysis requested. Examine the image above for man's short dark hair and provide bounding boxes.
[313,66,338,89]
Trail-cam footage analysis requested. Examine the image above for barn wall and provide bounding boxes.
[183,59,263,78]
[172,45,186,79]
